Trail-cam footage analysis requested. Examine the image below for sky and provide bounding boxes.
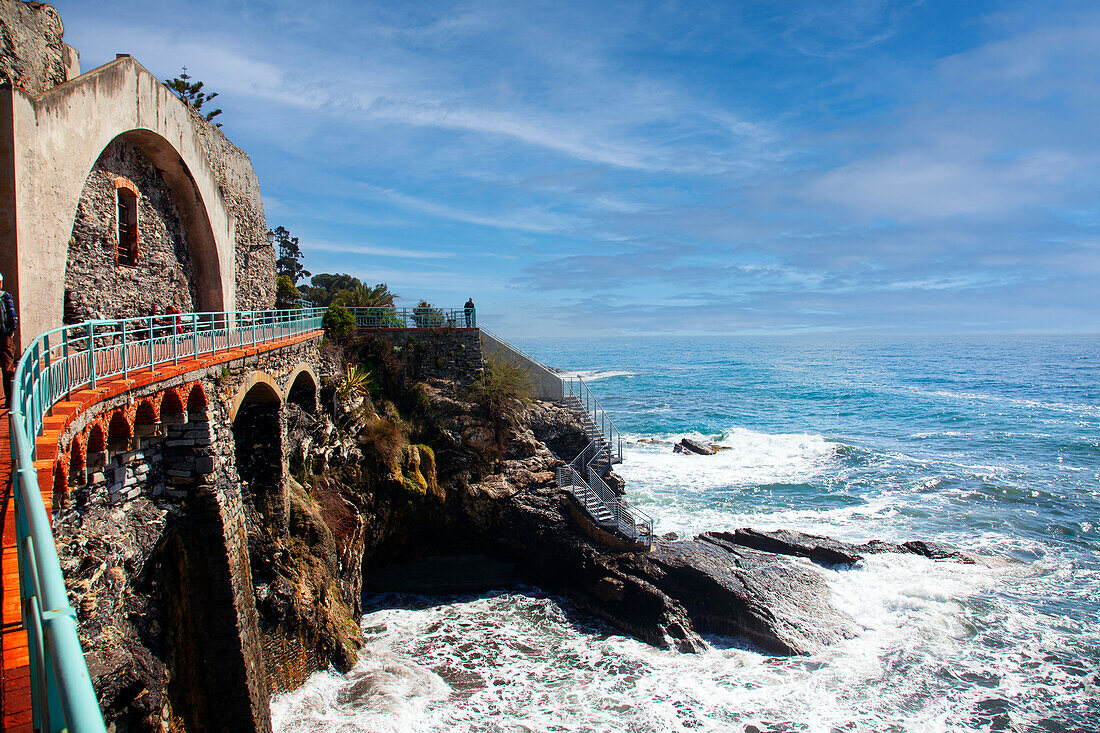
[56,0,1100,338]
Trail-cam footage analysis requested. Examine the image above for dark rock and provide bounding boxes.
[713,528,864,566]
[707,527,980,567]
[643,539,857,654]
[678,438,716,455]
[604,470,626,496]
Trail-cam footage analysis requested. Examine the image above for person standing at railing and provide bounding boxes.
[0,272,18,408]
[464,298,475,328]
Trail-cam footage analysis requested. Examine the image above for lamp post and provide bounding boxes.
[246,229,276,267]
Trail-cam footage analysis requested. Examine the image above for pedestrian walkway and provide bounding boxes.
[1,407,34,732]
[1,314,322,732]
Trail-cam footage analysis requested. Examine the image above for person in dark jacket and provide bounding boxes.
[464,298,475,328]
[0,272,18,409]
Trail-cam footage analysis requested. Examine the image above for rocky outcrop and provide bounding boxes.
[292,366,859,657]
[676,437,716,455]
[0,0,75,95]
[723,528,981,566]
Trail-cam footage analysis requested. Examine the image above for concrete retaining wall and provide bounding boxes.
[479,329,563,402]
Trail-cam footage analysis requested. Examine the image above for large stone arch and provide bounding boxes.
[0,55,237,346]
[231,372,285,532]
[229,371,282,423]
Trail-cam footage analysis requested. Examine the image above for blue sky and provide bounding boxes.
[58,0,1100,337]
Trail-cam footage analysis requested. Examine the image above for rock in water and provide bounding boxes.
[645,537,858,654]
[678,438,716,455]
[715,528,864,566]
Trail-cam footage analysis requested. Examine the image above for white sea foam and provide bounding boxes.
[620,427,837,494]
[272,551,1097,732]
[564,369,637,382]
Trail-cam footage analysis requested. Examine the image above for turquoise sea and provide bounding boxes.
[274,336,1100,732]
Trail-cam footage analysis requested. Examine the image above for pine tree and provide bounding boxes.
[164,67,223,127]
[271,226,311,284]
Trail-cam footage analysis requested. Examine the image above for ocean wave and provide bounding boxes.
[272,553,1100,732]
[900,386,1100,418]
[564,369,637,382]
[619,426,838,497]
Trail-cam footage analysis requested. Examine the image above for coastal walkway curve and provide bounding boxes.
[2,308,324,732]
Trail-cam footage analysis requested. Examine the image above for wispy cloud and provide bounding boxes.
[303,240,455,260]
[57,0,1100,336]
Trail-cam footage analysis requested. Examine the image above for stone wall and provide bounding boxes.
[190,107,276,312]
[0,0,78,95]
[64,136,200,321]
[374,328,484,385]
[53,339,325,731]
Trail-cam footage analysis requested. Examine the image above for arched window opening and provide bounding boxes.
[115,181,140,267]
[107,411,132,453]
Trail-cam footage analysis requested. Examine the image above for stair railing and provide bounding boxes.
[562,376,622,464]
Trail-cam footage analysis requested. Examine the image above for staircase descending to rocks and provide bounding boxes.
[558,377,653,547]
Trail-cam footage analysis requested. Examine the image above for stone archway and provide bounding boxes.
[0,56,239,346]
[63,132,220,321]
[231,375,285,532]
[284,364,319,412]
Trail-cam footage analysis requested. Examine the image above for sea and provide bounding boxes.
[272,335,1100,733]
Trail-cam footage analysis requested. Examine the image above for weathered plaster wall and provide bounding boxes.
[64,136,200,321]
[479,328,563,401]
[0,0,78,95]
[1,56,245,347]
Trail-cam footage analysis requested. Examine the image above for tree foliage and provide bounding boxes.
[322,303,354,342]
[164,67,223,126]
[299,273,362,307]
[272,225,311,285]
[275,274,301,309]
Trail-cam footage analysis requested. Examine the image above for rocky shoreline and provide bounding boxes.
[287,341,987,661]
[55,334,990,729]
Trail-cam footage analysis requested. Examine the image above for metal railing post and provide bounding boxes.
[62,329,70,399]
[87,323,96,389]
[120,320,128,379]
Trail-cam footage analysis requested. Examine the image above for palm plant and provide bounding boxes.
[337,365,374,398]
[334,283,397,309]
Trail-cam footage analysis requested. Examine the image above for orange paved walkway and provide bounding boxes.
[0,329,321,731]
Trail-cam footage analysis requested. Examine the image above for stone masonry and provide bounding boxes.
[64,136,200,321]
[53,338,323,731]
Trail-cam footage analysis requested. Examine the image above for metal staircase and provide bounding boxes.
[557,376,652,547]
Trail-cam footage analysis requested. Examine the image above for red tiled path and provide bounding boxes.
[0,329,322,730]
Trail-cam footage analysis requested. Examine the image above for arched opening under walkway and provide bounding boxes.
[231,380,284,530]
[286,366,319,413]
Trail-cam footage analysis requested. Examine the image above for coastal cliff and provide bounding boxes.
[53,330,982,730]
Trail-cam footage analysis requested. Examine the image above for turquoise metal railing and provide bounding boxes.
[345,306,475,329]
[7,307,323,732]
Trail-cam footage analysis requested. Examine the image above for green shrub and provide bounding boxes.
[471,354,531,423]
[275,274,301,309]
[323,303,354,342]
